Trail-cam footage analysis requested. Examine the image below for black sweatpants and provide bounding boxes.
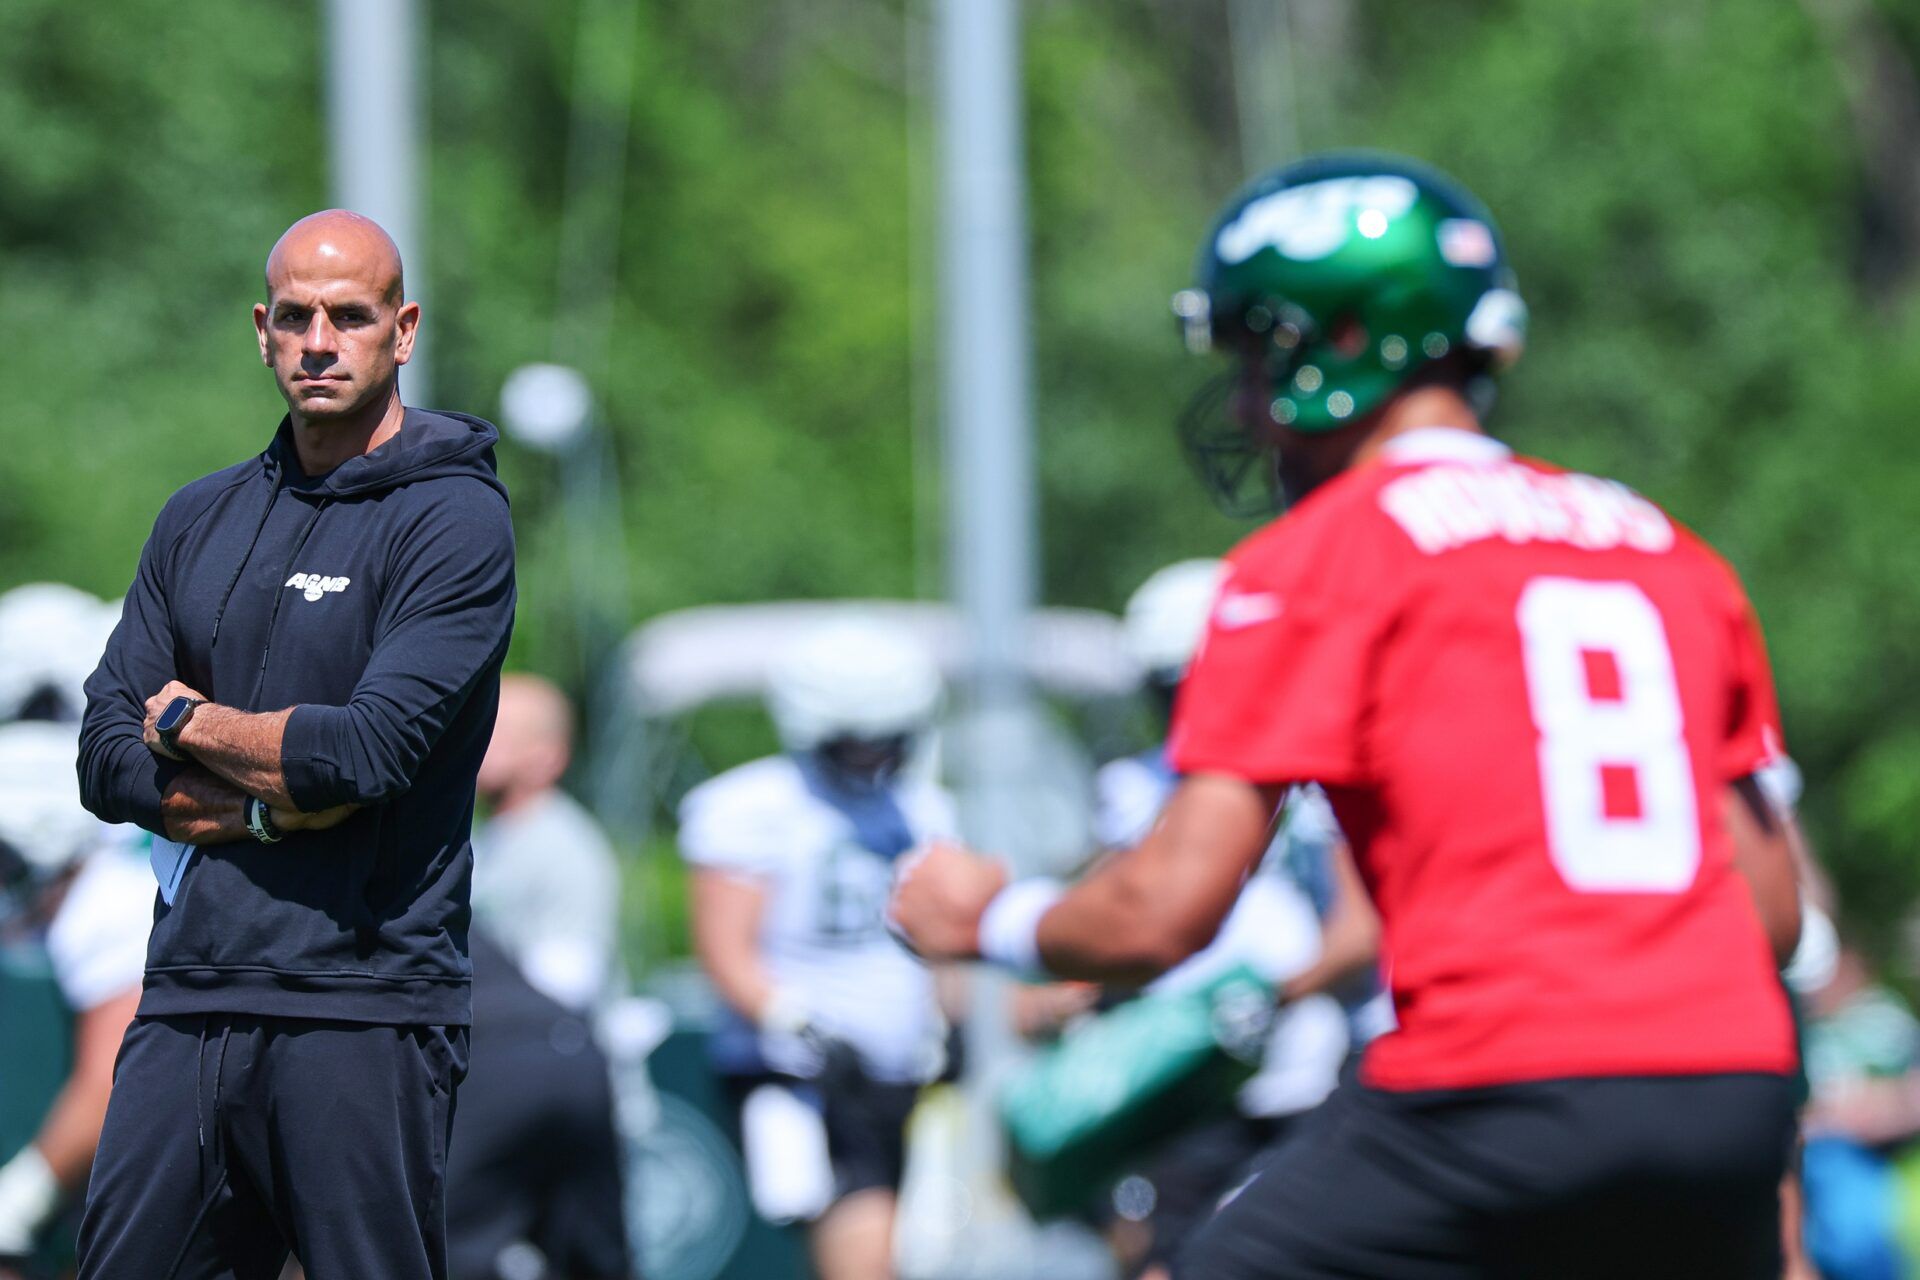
[77,1014,468,1280]
[1179,1072,1798,1280]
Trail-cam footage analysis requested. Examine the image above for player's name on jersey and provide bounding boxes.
[1379,462,1675,556]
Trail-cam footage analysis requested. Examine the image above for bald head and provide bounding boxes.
[254,209,419,428]
[265,210,404,305]
[499,674,575,747]
[476,675,578,809]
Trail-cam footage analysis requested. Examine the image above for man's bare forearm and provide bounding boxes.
[1035,775,1285,983]
[161,767,253,845]
[177,704,296,809]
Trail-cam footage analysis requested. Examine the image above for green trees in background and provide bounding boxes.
[4,0,1919,949]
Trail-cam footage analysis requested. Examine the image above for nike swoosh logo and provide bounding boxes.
[1214,590,1284,630]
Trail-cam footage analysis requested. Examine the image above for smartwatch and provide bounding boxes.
[154,696,204,757]
[245,796,284,844]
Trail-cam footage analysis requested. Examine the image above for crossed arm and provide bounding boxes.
[142,680,353,845]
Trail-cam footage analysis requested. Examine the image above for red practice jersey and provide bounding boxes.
[1169,428,1796,1091]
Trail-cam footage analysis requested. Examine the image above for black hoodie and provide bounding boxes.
[79,409,516,1025]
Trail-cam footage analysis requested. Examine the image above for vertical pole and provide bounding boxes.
[937,0,1037,1266]
[939,0,1036,689]
[326,0,431,405]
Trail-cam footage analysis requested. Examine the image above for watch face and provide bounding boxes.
[157,696,195,734]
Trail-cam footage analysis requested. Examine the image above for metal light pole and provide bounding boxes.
[937,0,1047,1274]
[326,0,431,405]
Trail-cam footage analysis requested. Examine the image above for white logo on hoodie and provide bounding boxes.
[285,573,352,603]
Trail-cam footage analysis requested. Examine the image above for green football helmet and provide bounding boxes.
[1174,152,1526,515]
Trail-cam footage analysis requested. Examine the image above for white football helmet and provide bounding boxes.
[1123,559,1226,681]
[0,721,103,885]
[0,583,117,724]
[767,616,943,754]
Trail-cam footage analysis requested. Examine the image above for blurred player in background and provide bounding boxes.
[0,723,149,1270]
[681,617,955,1280]
[1107,559,1383,1023]
[0,585,119,729]
[473,673,623,1011]
[1095,560,1376,1280]
[453,676,630,1279]
[893,153,1804,1278]
[444,933,632,1280]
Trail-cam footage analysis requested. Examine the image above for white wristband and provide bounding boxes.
[0,1145,59,1253]
[978,878,1065,977]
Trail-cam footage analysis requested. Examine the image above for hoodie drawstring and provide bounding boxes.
[209,465,281,651]
[176,1016,234,1280]
[248,498,328,709]
[194,1017,208,1169]
[211,1021,233,1167]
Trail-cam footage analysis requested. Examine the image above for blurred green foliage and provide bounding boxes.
[4,1,1919,955]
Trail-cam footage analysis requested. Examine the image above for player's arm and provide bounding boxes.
[1725,774,1801,967]
[689,868,780,1024]
[0,987,141,1256]
[30,987,138,1190]
[1281,839,1381,1002]
[891,774,1283,985]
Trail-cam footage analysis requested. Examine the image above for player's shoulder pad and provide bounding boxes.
[678,754,810,824]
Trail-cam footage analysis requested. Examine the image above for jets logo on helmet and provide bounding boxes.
[1174,152,1528,517]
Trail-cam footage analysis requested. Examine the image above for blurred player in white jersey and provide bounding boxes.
[0,584,118,727]
[1097,561,1378,1279]
[680,617,955,1280]
[0,722,150,1268]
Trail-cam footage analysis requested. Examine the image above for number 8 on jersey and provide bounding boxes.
[1517,577,1701,894]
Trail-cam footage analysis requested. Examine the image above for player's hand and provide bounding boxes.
[143,680,208,759]
[1011,981,1101,1037]
[887,842,1009,963]
[269,803,359,834]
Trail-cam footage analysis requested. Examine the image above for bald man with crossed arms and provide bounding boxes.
[75,212,516,1279]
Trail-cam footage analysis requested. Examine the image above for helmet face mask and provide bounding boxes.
[814,732,914,789]
[1178,367,1287,519]
[1175,152,1526,517]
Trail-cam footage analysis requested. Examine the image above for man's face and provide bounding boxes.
[252,257,416,422]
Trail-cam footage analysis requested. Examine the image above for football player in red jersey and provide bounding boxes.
[890,154,1803,1278]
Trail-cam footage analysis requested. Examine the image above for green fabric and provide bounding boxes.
[0,944,74,1270]
[0,945,70,1160]
[1891,1144,1920,1266]
[1000,964,1274,1219]
[1806,984,1920,1093]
